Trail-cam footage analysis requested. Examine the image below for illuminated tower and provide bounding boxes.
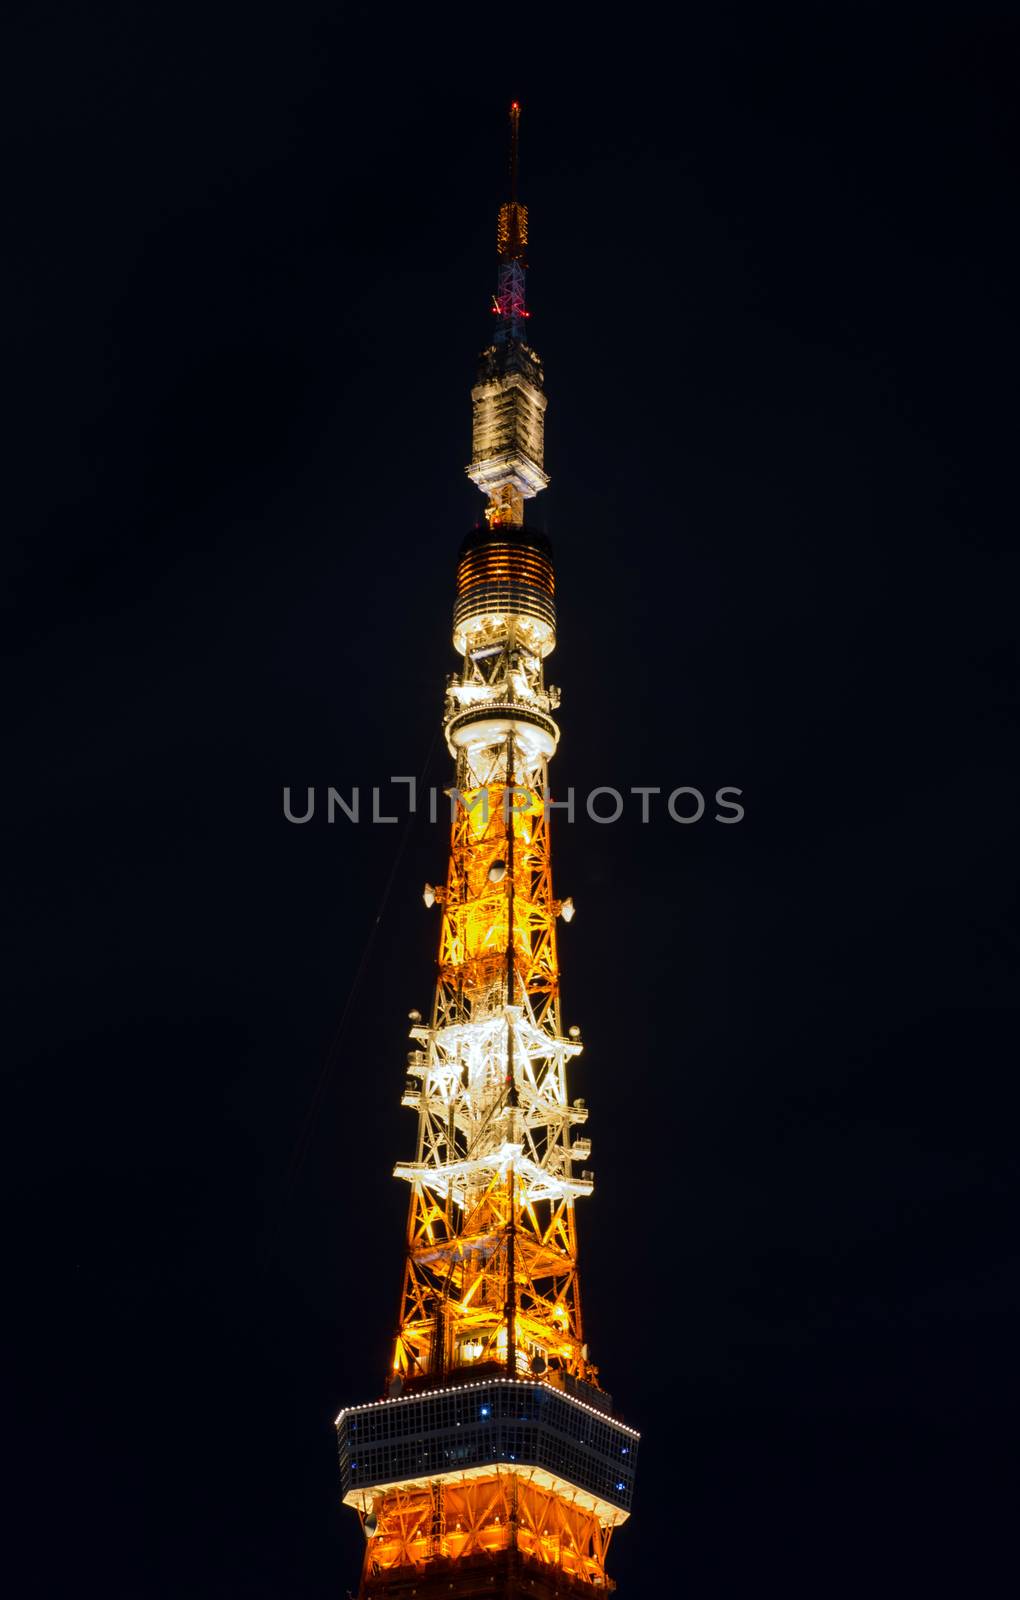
[336,104,638,1598]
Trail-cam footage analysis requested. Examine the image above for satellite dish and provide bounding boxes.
[363,1514,378,1540]
[530,1354,547,1375]
[488,860,507,884]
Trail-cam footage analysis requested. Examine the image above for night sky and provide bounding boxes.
[7,9,1019,1596]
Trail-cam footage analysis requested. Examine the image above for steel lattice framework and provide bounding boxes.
[358,1476,613,1587]
[394,754,592,1389]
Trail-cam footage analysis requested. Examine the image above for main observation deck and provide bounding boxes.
[337,1378,638,1526]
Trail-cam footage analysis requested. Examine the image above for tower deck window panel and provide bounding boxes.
[338,1381,638,1519]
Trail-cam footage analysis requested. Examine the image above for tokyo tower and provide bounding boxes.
[335,103,638,1598]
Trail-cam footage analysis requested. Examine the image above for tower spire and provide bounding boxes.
[509,99,520,205]
[495,101,528,321]
[467,101,548,528]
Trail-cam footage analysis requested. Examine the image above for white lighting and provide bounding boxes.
[333,1375,639,1437]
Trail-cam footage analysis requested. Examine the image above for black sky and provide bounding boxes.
[5,7,1020,1596]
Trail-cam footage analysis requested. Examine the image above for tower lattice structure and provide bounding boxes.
[336,103,638,1599]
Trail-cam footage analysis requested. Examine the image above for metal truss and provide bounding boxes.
[494,260,527,338]
[392,619,595,1393]
[361,1473,614,1591]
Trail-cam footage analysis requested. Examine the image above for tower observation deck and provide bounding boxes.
[335,104,638,1598]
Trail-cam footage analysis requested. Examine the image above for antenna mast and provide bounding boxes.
[469,102,548,528]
